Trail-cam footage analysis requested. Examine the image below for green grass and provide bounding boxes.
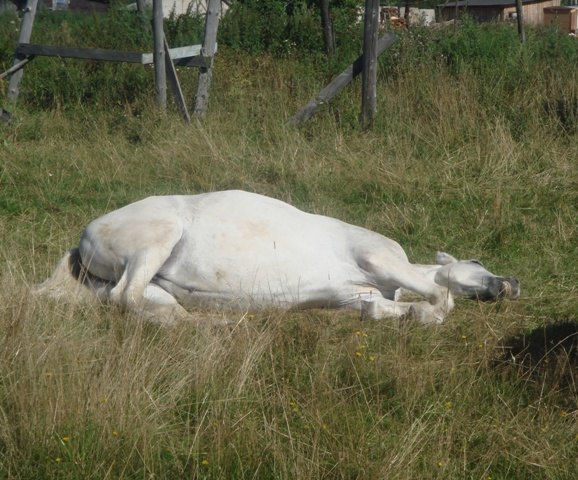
[1,18,577,479]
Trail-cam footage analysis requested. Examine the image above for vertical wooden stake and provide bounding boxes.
[194,0,221,120]
[7,0,39,104]
[361,0,379,129]
[515,0,526,43]
[320,0,334,56]
[135,0,146,14]
[153,0,166,110]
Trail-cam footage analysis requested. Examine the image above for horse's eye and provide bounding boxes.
[469,259,484,267]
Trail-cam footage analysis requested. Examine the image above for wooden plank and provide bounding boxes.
[141,44,203,64]
[173,55,212,68]
[17,43,205,65]
[7,0,39,103]
[194,0,221,120]
[17,43,144,63]
[164,37,190,123]
[361,0,379,129]
[289,32,396,125]
[153,0,166,109]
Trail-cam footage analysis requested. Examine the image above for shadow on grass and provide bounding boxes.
[494,320,578,407]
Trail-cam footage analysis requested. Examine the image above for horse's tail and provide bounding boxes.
[32,248,100,302]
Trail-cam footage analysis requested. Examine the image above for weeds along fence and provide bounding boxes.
[0,8,576,133]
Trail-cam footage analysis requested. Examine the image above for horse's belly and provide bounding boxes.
[158,237,364,309]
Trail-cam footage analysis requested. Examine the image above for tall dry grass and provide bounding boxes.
[1,23,577,478]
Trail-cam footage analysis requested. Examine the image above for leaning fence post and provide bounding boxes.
[289,34,396,125]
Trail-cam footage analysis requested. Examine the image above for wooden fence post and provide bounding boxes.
[320,0,334,56]
[515,0,526,43]
[194,0,221,120]
[153,0,167,110]
[135,0,146,14]
[7,0,38,104]
[361,0,379,128]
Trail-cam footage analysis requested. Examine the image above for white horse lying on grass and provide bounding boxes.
[35,190,519,325]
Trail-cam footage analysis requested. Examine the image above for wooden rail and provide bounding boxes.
[15,43,205,65]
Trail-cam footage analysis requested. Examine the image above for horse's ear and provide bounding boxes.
[436,251,458,265]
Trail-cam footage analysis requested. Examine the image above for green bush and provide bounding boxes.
[218,0,362,58]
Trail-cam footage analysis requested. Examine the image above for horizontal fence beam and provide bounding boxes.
[16,43,212,66]
[142,44,204,64]
[17,44,143,63]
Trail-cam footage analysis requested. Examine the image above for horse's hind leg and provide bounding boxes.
[107,242,180,314]
[140,284,232,327]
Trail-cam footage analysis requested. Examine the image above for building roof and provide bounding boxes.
[440,0,550,7]
[544,6,578,13]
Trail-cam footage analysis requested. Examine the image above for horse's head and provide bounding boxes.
[433,252,520,301]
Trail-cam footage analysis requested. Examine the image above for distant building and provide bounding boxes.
[544,6,578,33]
[439,0,561,25]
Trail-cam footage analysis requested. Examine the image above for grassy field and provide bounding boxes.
[1,17,577,479]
